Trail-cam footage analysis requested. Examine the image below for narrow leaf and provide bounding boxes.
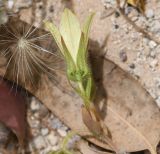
[77,33,88,72]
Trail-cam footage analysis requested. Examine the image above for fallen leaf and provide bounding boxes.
[34,55,160,153]
[76,140,112,154]
[127,0,145,13]
[81,106,103,136]
[0,77,27,146]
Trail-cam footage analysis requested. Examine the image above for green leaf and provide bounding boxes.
[45,21,64,55]
[82,12,95,52]
[76,12,95,80]
[76,33,88,72]
[60,8,81,63]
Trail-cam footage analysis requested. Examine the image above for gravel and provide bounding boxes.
[1,0,160,153]
[27,97,80,154]
[102,0,160,108]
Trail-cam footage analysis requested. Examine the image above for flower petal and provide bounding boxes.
[60,8,81,63]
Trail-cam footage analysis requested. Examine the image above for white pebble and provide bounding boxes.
[41,128,49,136]
[150,59,158,68]
[30,98,40,111]
[148,41,157,49]
[47,132,58,146]
[146,9,154,18]
[57,129,67,137]
[33,136,46,149]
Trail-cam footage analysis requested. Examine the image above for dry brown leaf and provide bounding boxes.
[0,77,27,146]
[81,106,103,136]
[76,140,111,154]
[31,55,160,153]
[127,0,145,13]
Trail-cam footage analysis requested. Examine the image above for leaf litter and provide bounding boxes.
[34,43,160,153]
[0,11,160,154]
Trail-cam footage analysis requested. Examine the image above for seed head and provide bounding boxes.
[0,17,60,90]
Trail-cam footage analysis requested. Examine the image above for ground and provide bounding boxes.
[0,0,160,154]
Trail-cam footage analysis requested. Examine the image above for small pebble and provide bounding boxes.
[131,16,138,22]
[146,9,154,18]
[150,59,158,68]
[51,118,63,129]
[150,51,156,58]
[115,11,120,18]
[30,98,40,111]
[129,63,135,69]
[148,41,157,49]
[33,136,46,149]
[151,21,160,33]
[29,119,40,128]
[124,6,132,15]
[119,51,127,62]
[114,24,119,29]
[57,129,67,137]
[41,128,49,136]
[47,133,59,146]
[39,105,49,117]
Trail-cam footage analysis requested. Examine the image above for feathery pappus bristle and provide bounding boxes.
[0,17,62,90]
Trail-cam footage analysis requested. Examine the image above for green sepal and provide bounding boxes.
[76,33,89,75]
[82,12,95,52]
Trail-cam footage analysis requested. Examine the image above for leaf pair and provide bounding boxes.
[45,9,95,106]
